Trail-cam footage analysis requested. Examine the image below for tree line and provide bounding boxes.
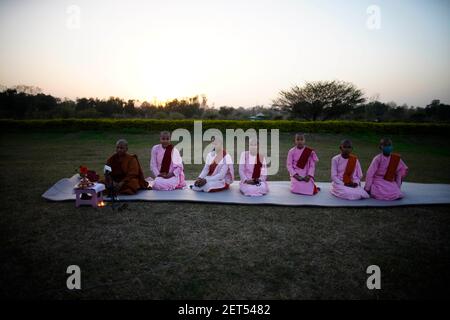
[1,81,449,122]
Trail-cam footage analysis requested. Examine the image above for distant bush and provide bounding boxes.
[168,112,185,120]
[1,119,449,135]
[154,111,167,119]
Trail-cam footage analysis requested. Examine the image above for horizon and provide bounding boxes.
[0,0,449,107]
[0,84,446,109]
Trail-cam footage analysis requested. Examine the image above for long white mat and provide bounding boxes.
[42,175,450,207]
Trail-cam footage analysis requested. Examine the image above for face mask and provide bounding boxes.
[382,145,393,155]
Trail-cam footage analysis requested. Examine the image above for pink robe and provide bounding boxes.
[364,153,408,200]
[287,146,319,195]
[239,151,269,197]
[150,144,186,190]
[191,150,234,192]
[330,154,370,200]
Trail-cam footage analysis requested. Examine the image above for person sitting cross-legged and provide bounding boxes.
[102,139,151,195]
[239,137,269,197]
[191,136,234,193]
[150,131,186,191]
[364,137,408,200]
[330,139,370,200]
[287,132,319,195]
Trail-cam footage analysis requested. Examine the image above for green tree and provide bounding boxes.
[273,80,366,121]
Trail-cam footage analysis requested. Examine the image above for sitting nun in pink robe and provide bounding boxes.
[330,139,370,200]
[286,133,319,195]
[150,131,186,191]
[191,136,234,192]
[239,138,269,197]
[364,137,408,200]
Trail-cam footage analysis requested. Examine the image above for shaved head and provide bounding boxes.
[160,131,171,138]
[249,137,259,155]
[380,137,392,146]
[249,137,258,146]
[294,132,306,148]
[340,139,352,147]
[115,138,128,156]
[339,138,353,157]
[211,135,224,151]
[116,139,128,147]
[160,131,171,147]
[212,135,223,144]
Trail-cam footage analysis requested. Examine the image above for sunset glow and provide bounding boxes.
[0,0,449,106]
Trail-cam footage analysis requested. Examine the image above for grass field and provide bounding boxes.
[1,131,450,299]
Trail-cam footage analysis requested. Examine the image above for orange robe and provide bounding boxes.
[104,153,149,195]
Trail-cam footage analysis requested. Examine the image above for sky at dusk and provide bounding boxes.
[0,0,449,107]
